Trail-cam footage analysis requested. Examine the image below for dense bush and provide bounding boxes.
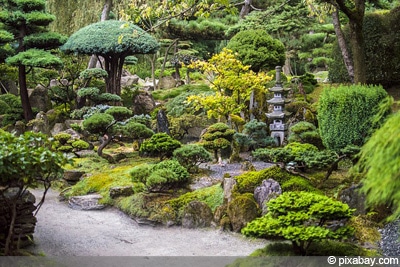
[253,142,319,164]
[242,191,354,255]
[288,121,323,149]
[140,133,181,160]
[173,144,212,173]
[317,84,390,151]
[201,123,235,162]
[130,160,189,192]
[234,119,276,151]
[0,94,23,126]
[226,29,285,72]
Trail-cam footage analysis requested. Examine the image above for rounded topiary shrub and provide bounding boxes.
[173,144,212,173]
[71,140,90,150]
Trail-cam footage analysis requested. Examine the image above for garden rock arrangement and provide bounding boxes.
[0,188,37,249]
[379,220,400,256]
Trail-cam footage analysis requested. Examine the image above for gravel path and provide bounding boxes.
[28,185,267,256]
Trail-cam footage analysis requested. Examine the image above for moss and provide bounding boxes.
[348,214,381,245]
[227,193,260,232]
[281,177,322,194]
[166,184,224,222]
[234,165,294,194]
[250,242,295,256]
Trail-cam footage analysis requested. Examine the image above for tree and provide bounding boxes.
[226,29,286,72]
[357,111,400,221]
[0,130,70,255]
[234,119,276,151]
[61,20,159,96]
[200,122,236,164]
[173,144,212,173]
[82,106,133,158]
[0,0,67,121]
[242,191,354,255]
[187,48,272,121]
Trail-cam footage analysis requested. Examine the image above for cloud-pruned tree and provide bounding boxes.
[61,20,159,95]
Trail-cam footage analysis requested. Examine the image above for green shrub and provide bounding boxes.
[173,144,212,173]
[82,113,114,134]
[317,84,390,151]
[0,94,23,126]
[57,145,73,152]
[140,133,181,160]
[242,191,354,255]
[281,177,321,193]
[0,100,10,115]
[234,165,294,194]
[234,119,276,150]
[53,133,72,145]
[71,140,90,150]
[130,160,189,192]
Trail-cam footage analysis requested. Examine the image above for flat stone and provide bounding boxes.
[68,194,105,210]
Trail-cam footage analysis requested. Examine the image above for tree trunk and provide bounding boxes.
[88,0,112,69]
[349,19,366,84]
[240,0,252,19]
[158,39,179,90]
[19,65,34,121]
[332,8,354,83]
[97,134,112,157]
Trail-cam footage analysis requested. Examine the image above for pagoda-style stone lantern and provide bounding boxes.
[266,66,290,146]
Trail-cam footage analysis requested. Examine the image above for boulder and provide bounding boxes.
[29,85,52,112]
[159,76,177,89]
[32,111,50,135]
[68,194,105,210]
[227,194,259,232]
[223,178,237,203]
[339,184,366,215]
[63,170,85,185]
[132,91,156,115]
[254,179,282,215]
[121,74,141,88]
[51,123,67,136]
[109,186,133,199]
[182,201,213,229]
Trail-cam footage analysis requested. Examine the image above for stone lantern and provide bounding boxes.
[266,66,290,146]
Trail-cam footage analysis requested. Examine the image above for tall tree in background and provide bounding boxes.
[0,0,66,121]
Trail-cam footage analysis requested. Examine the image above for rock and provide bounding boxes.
[109,186,133,199]
[63,170,85,185]
[32,111,50,135]
[156,109,170,134]
[339,184,366,215]
[68,194,106,210]
[223,178,237,203]
[51,123,67,136]
[29,85,52,112]
[241,160,256,171]
[121,74,140,88]
[159,76,177,89]
[227,194,259,232]
[132,91,156,115]
[254,179,282,215]
[182,201,213,229]
[0,188,37,248]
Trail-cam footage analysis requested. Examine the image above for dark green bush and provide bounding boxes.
[140,133,181,160]
[317,84,390,151]
[173,144,212,173]
[0,94,23,126]
[83,113,114,134]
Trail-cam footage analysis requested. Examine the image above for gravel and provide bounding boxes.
[379,220,400,256]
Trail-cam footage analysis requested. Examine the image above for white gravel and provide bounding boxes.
[28,188,267,257]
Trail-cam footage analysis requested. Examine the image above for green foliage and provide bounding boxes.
[281,177,321,194]
[105,106,132,121]
[242,191,354,255]
[234,165,294,194]
[82,113,114,134]
[201,123,235,152]
[0,94,23,126]
[130,160,189,192]
[357,111,400,220]
[0,100,10,115]
[317,84,390,151]
[23,32,67,49]
[79,68,108,79]
[288,121,323,148]
[140,133,181,160]
[123,121,154,140]
[6,48,63,68]
[234,119,276,150]
[173,144,212,173]
[71,139,90,150]
[168,114,207,140]
[226,29,285,72]
[61,20,159,55]
[253,142,319,163]
[0,130,70,187]
[329,8,400,86]
[53,132,72,145]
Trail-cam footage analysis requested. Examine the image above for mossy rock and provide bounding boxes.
[281,176,321,194]
[234,165,293,194]
[227,193,260,232]
[181,201,213,229]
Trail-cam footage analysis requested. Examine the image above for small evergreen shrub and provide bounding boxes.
[173,144,212,173]
[71,140,90,150]
[53,133,72,145]
[140,133,181,160]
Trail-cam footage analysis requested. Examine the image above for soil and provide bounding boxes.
[28,188,267,256]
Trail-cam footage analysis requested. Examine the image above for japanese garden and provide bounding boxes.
[0,0,400,264]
